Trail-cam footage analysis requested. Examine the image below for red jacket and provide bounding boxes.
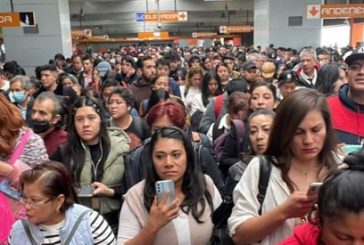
[278,223,320,245]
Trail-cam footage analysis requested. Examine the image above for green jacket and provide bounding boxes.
[80,128,130,214]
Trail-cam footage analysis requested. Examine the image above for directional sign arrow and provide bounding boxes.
[309,6,319,17]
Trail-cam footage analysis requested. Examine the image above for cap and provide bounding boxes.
[278,70,298,86]
[96,61,112,77]
[261,62,276,78]
[345,46,364,65]
[242,61,257,70]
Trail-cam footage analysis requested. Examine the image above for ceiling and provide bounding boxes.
[68,0,254,37]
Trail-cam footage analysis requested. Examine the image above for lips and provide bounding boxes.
[302,148,318,153]
[163,171,178,176]
[82,130,92,135]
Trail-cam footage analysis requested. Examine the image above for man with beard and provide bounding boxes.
[30,91,68,156]
[129,56,156,108]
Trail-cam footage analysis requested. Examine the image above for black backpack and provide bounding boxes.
[210,156,272,245]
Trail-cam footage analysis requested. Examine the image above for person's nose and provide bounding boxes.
[164,155,174,168]
[303,132,314,145]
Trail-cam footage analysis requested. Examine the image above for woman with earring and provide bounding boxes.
[228,89,339,245]
[8,161,116,245]
[51,96,130,232]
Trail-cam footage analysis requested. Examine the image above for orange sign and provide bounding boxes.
[138,32,169,40]
[321,4,364,18]
[220,25,253,34]
[192,32,217,38]
[141,12,187,22]
[0,13,20,27]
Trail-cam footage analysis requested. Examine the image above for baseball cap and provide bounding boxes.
[96,61,112,77]
[345,46,364,66]
[261,62,276,78]
[278,70,298,86]
[242,61,257,70]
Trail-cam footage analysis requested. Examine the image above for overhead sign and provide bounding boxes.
[0,13,20,27]
[307,4,364,19]
[219,25,253,34]
[136,12,188,22]
[138,32,169,40]
[0,12,36,27]
[19,12,35,27]
[192,32,217,38]
[307,5,320,19]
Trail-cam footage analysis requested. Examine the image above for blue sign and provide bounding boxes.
[136,13,145,22]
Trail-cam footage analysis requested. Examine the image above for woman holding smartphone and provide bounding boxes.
[278,149,364,245]
[117,126,222,245]
[228,89,339,245]
[51,96,130,232]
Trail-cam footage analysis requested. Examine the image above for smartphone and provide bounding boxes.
[306,182,323,196]
[155,180,175,204]
[78,185,94,197]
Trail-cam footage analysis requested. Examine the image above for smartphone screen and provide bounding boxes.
[78,185,94,197]
[155,180,175,204]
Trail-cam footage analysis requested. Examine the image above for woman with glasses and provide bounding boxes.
[8,161,115,245]
[0,93,48,244]
[117,126,222,245]
[51,96,130,232]
[108,87,150,150]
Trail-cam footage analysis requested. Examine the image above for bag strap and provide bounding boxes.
[64,210,91,245]
[257,156,272,215]
[214,94,224,119]
[231,119,245,154]
[21,220,37,245]
[8,131,33,165]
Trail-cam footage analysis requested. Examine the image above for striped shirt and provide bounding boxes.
[9,210,116,245]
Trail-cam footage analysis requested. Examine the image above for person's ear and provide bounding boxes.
[52,114,61,125]
[56,194,65,213]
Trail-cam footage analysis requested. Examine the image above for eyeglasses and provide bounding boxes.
[349,63,364,72]
[20,196,53,208]
[107,100,125,106]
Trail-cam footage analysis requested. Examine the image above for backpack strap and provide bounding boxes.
[231,119,246,154]
[21,220,37,245]
[8,130,33,165]
[64,210,91,245]
[131,116,144,139]
[214,94,224,119]
[257,155,272,215]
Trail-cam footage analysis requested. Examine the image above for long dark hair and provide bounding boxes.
[142,126,213,223]
[66,96,111,183]
[201,72,222,106]
[265,89,338,192]
[316,150,364,227]
[314,63,340,95]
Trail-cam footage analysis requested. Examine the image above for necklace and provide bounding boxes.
[290,163,320,182]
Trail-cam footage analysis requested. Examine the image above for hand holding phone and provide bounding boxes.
[155,180,175,204]
[306,182,322,197]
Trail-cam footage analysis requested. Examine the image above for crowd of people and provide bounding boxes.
[0,43,363,245]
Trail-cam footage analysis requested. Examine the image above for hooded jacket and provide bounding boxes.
[277,223,320,245]
[327,84,364,144]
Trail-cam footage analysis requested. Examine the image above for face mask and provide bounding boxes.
[9,91,26,103]
[31,120,51,134]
